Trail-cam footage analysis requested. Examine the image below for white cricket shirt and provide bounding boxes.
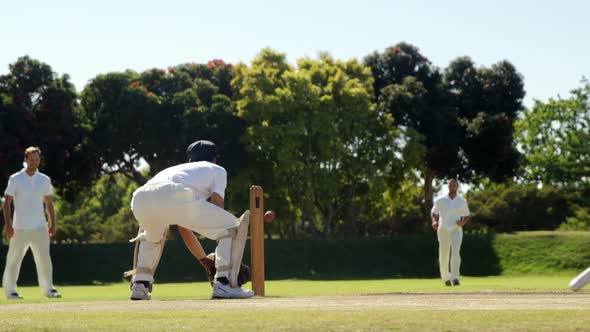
[147,161,227,199]
[431,195,470,231]
[4,169,53,229]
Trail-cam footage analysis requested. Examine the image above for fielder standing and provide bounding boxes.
[431,178,470,286]
[2,146,61,299]
[126,140,254,300]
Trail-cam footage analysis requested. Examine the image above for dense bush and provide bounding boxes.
[559,207,590,231]
[466,184,572,232]
[54,173,139,243]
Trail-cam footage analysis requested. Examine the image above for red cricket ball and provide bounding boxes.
[264,210,275,223]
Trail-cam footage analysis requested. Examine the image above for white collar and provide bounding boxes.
[447,194,461,200]
[21,168,39,177]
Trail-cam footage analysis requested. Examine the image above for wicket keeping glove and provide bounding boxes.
[202,254,251,288]
[199,257,216,286]
[237,263,251,287]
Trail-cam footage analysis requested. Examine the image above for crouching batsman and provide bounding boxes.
[124,140,253,300]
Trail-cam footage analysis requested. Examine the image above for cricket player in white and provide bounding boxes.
[431,178,470,286]
[570,267,590,291]
[2,146,61,299]
[128,140,254,300]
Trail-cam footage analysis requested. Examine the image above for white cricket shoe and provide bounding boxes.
[212,282,254,299]
[130,282,151,300]
[7,292,23,300]
[46,289,62,299]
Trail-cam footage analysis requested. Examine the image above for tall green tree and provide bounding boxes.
[365,43,459,210]
[445,57,524,182]
[516,81,590,187]
[0,56,98,198]
[80,61,246,187]
[234,49,405,237]
[365,43,525,211]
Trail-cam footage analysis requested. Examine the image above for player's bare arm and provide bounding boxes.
[458,216,470,227]
[431,213,439,230]
[210,192,224,209]
[178,226,207,260]
[178,225,217,284]
[3,195,14,238]
[44,195,57,238]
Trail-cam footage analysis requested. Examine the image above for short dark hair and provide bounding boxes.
[186,140,219,162]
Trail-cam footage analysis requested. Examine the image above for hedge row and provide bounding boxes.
[1,232,589,285]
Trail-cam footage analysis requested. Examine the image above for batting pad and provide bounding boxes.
[570,267,590,291]
[123,229,167,284]
[229,210,250,288]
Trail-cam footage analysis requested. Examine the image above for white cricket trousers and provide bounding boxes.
[130,181,239,283]
[437,226,463,281]
[2,224,55,296]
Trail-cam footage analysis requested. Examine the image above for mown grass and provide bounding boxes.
[494,231,590,274]
[0,275,580,303]
[1,232,589,331]
[0,276,587,331]
[1,310,589,332]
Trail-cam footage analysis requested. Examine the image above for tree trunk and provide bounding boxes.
[424,166,435,216]
[345,182,356,235]
[301,201,315,236]
[322,206,334,237]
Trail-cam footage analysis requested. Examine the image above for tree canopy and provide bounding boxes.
[3,46,580,241]
[517,81,590,187]
[365,43,525,212]
[79,61,246,185]
[0,56,98,199]
[233,49,408,236]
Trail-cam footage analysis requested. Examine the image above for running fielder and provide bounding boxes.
[431,178,470,286]
[125,140,254,300]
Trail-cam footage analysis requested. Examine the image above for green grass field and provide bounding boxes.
[0,276,588,331]
[0,275,580,303]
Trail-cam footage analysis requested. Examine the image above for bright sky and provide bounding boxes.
[1,0,588,108]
